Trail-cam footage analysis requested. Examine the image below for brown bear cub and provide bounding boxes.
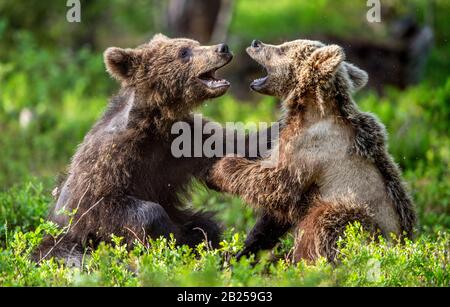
[34,34,237,264]
[211,39,417,262]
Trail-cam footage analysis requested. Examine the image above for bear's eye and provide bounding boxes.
[179,47,192,61]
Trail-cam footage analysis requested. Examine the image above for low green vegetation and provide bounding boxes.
[1,214,448,286]
[0,0,449,286]
[0,78,448,285]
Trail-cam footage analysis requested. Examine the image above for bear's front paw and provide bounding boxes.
[210,155,246,190]
[220,154,248,172]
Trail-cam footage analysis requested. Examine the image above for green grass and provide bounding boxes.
[0,78,449,285]
[1,209,448,286]
[0,0,449,287]
[0,57,449,286]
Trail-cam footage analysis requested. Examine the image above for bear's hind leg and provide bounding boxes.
[294,199,376,262]
[124,197,186,245]
[237,212,292,260]
[32,235,84,267]
[180,210,222,248]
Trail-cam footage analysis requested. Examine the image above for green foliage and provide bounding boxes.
[0,0,159,54]
[1,75,449,284]
[231,0,371,41]
[0,223,448,286]
[358,82,450,231]
[0,180,51,243]
[0,42,449,287]
[230,0,450,45]
[0,34,108,184]
[0,0,449,287]
[335,225,450,286]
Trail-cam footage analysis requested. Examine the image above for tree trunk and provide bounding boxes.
[167,0,232,43]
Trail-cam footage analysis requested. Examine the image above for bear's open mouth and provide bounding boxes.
[250,66,269,91]
[197,68,230,89]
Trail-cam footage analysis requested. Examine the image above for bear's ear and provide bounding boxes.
[344,62,368,91]
[306,44,345,80]
[104,47,138,82]
[152,33,169,41]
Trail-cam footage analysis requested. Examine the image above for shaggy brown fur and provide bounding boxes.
[295,199,376,262]
[211,39,416,262]
[33,34,240,265]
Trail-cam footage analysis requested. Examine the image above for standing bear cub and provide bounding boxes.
[34,34,235,264]
[211,39,416,262]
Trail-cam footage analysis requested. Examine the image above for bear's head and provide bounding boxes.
[104,34,233,116]
[246,39,368,101]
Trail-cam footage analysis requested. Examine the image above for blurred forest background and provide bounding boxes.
[0,0,449,284]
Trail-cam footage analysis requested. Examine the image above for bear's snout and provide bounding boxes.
[216,43,230,54]
[251,39,262,48]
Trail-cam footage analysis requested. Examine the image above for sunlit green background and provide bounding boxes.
[0,0,448,286]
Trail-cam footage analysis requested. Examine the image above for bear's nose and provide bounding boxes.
[216,43,230,54]
[251,40,262,48]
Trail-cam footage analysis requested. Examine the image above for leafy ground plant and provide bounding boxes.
[0,220,448,287]
[1,0,449,288]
